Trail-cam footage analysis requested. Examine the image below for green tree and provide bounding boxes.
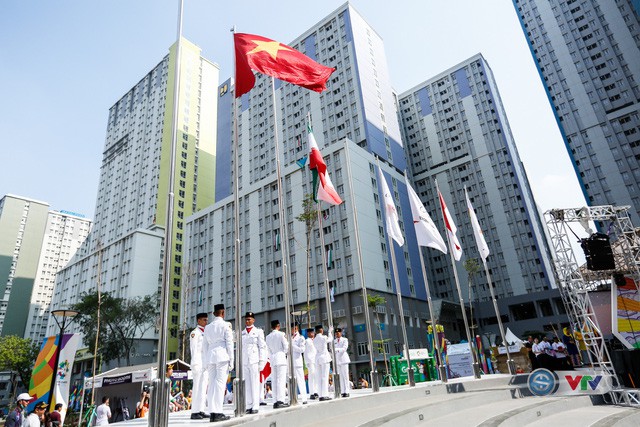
[464,258,481,333]
[296,193,318,328]
[71,292,157,366]
[367,293,389,384]
[0,335,39,399]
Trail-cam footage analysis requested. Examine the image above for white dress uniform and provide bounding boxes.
[304,335,318,398]
[203,316,234,415]
[291,331,308,403]
[265,328,289,404]
[190,324,208,414]
[334,335,351,395]
[242,325,267,411]
[313,329,333,398]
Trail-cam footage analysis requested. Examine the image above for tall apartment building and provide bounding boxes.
[0,195,90,341]
[513,0,640,224]
[47,38,219,363]
[186,4,474,379]
[398,55,565,334]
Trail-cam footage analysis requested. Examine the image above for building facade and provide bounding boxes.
[513,0,640,224]
[47,38,219,363]
[0,195,90,341]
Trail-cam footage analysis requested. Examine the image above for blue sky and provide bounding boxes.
[0,0,585,219]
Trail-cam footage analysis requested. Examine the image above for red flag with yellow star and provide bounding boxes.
[234,33,335,98]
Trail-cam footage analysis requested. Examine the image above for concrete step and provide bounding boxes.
[526,405,640,427]
[582,407,640,427]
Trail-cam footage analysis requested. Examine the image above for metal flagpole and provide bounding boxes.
[230,26,246,418]
[343,140,379,392]
[150,0,183,425]
[434,179,481,379]
[269,77,297,405]
[317,203,341,398]
[415,247,447,383]
[376,159,414,387]
[482,258,516,374]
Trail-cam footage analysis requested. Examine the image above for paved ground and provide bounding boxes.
[116,374,640,426]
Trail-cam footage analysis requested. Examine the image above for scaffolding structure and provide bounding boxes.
[545,205,640,406]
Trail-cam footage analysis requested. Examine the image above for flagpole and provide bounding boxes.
[343,140,379,392]
[230,26,246,418]
[269,76,298,405]
[376,159,415,387]
[150,0,183,425]
[435,179,481,379]
[317,202,341,398]
[482,258,515,374]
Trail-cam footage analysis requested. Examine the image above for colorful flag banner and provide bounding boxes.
[377,165,404,246]
[405,176,447,253]
[234,33,335,98]
[465,188,490,261]
[308,125,343,205]
[437,188,463,261]
[27,333,80,420]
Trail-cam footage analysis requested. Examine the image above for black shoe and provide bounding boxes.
[273,401,290,409]
[319,396,332,401]
[259,402,267,406]
[245,409,258,414]
[314,393,319,398]
[191,413,204,419]
[211,413,230,422]
[302,401,308,404]
[309,395,317,400]
[199,412,207,417]
[341,393,350,397]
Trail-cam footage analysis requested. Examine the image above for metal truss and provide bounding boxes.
[545,205,640,407]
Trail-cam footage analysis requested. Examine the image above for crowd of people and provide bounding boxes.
[188,304,352,422]
[4,394,64,427]
[524,327,590,371]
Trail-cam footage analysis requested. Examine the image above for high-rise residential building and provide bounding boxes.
[513,0,640,224]
[0,195,90,341]
[47,38,219,364]
[186,3,472,380]
[25,209,91,342]
[398,54,564,334]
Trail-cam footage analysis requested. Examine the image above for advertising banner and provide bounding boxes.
[528,369,615,397]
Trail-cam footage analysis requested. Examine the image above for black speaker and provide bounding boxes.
[581,232,615,271]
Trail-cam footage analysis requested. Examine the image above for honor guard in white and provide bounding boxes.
[189,312,209,419]
[241,311,266,414]
[265,319,289,409]
[313,324,333,401]
[304,328,318,400]
[203,303,233,422]
[290,322,308,404]
[334,328,351,397]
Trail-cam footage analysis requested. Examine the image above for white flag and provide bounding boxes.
[437,188,463,261]
[377,166,404,246]
[405,176,447,253]
[465,188,490,261]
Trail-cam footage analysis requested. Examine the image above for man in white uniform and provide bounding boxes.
[305,328,318,400]
[189,312,208,419]
[203,303,233,422]
[334,328,351,397]
[290,322,308,404]
[265,319,289,409]
[242,311,266,414]
[313,324,333,401]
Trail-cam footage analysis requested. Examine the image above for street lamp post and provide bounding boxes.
[49,309,79,407]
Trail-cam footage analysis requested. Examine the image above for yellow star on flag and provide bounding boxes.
[248,40,292,60]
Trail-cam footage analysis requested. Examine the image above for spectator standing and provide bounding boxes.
[49,403,63,426]
[95,397,111,426]
[5,392,31,427]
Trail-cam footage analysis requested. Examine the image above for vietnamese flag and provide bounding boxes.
[234,33,335,98]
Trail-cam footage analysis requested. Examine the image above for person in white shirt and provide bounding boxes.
[334,328,351,398]
[265,319,289,409]
[95,397,111,426]
[304,328,318,400]
[24,402,47,427]
[189,312,209,420]
[290,322,308,404]
[242,311,267,414]
[313,324,333,401]
[203,303,233,422]
[532,338,543,356]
